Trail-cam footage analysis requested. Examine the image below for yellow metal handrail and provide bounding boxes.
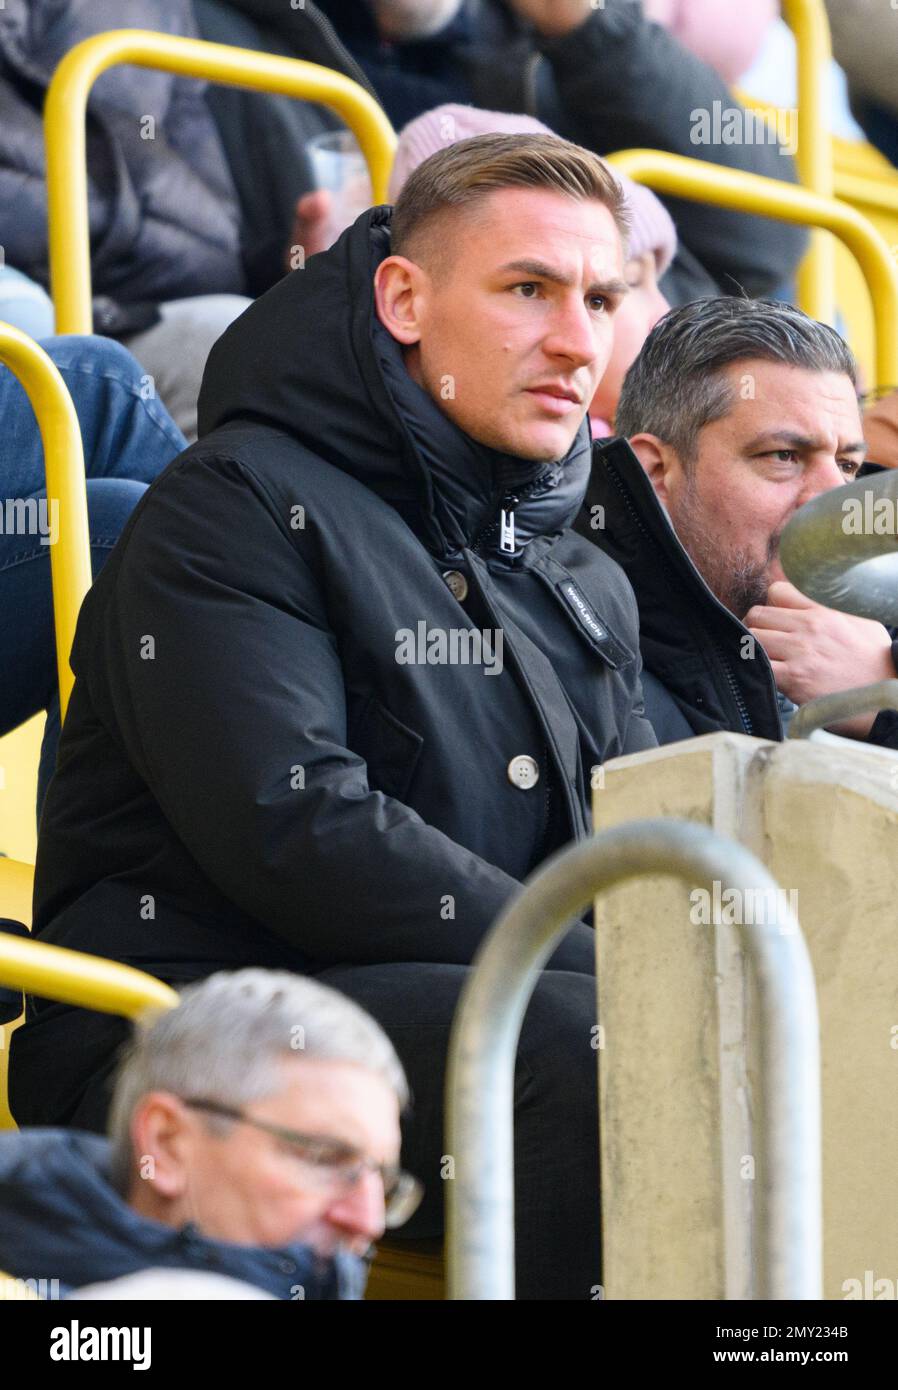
[0,932,177,1018]
[0,324,91,719]
[45,30,397,334]
[781,0,835,323]
[607,149,898,391]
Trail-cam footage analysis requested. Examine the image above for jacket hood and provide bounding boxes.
[0,1129,366,1300]
[197,205,592,559]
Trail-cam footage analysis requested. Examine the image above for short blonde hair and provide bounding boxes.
[390,132,630,275]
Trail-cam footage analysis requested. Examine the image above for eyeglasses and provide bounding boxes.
[181,1097,423,1230]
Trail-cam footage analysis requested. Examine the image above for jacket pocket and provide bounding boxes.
[353,697,424,804]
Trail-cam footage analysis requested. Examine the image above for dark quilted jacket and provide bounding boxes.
[0,0,245,305]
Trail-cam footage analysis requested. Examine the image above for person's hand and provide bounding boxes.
[373,1,464,40]
[505,0,597,38]
[285,190,333,271]
[745,580,896,738]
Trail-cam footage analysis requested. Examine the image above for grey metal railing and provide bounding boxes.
[780,467,898,736]
[445,818,821,1302]
[788,679,898,739]
[780,467,898,622]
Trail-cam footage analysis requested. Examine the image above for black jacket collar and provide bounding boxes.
[576,437,783,741]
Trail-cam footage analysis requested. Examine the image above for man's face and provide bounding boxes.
[590,251,670,426]
[134,1058,401,1259]
[377,187,627,461]
[644,360,865,618]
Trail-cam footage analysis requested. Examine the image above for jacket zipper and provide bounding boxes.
[712,639,755,736]
[472,492,519,557]
[471,469,556,558]
[604,463,759,736]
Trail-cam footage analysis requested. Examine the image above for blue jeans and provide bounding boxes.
[0,335,186,810]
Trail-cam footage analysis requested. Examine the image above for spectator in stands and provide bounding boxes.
[68,1270,276,1299]
[303,0,805,303]
[0,0,251,438]
[198,0,805,304]
[643,0,778,86]
[823,0,898,167]
[11,133,658,1300]
[1,969,413,1299]
[387,103,676,436]
[0,335,186,818]
[576,297,898,747]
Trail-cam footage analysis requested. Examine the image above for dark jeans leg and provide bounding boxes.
[316,961,601,1301]
[0,334,185,747]
[8,1001,132,1134]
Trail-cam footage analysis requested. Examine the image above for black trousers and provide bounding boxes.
[10,962,601,1300]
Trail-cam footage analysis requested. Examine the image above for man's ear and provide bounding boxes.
[374,255,426,346]
[627,433,681,509]
[128,1092,193,1201]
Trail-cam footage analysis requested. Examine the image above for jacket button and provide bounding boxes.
[442,570,468,602]
[507,755,540,790]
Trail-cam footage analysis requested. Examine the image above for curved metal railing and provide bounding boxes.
[0,323,90,719]
[44,30,397,334]
[781,468,898,736]
[781,0,835,323]
[0,930,178,1020]
[606,149,898,392]
[780,467,898,623]
[445,819,821,1301]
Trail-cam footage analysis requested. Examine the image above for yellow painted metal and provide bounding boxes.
[45,29,397,334]
[835,172,898,219]
[0,325,91,718]
[607,149,898,392]
[0,933,178,1018]
[0,1270,40,1298]
[0,858,36,926]
[781,0,835,323]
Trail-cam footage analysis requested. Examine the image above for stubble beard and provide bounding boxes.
[670,473,780,621]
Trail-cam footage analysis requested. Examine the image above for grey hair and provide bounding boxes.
[615,296,858,462]
[107,969,408,1193]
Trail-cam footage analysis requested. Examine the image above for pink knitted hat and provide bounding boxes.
[388,103,677,277]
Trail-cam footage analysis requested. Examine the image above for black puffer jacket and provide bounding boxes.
[577,438,898,749]
[19,207,654,1009]
[0,0,244,306]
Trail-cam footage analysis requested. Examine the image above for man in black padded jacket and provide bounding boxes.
[11,134,656,1300]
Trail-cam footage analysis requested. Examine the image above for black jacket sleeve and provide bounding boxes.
[98,454,595,973]
[865,637,898,749]
[536,0,808,297]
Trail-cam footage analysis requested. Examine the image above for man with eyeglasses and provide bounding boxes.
[0,970,419,1299]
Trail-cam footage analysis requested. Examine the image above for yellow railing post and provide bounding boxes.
[45,30,397,335]
[0,325,91,719]
[781,0,836,324]
[0,933,178,1018]
[607,149,898,392]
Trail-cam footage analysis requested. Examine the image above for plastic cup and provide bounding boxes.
[306,130,375,250]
